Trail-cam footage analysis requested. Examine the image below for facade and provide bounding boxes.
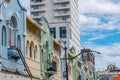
[0,0,26,76]
[30,0,80,53]
[97,64,120,80]
[39,16,56,80]
[0,0,34,80]
[51,39,62,80]
[26,16,42,79]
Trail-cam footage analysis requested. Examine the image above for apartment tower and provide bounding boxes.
[30,0,80,53]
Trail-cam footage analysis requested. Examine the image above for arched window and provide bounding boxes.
[30,42,34,58]
[17,35,21,49]
[26,41,29,56]
[34,46,37,60]
[8,16,17,47]
[1,26,6,46]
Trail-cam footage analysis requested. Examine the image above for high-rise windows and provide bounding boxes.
[32,12,39,16]
[50,27,56,38]
[62,16,69,20]
[60,27,67,38]
[32,5,39,10]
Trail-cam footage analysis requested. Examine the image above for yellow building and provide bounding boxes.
[25,16,44,79]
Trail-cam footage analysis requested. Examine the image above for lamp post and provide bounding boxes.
[63,48,101,80]
[64,46,68,80]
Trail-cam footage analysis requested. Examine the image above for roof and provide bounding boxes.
[26,15,46,33]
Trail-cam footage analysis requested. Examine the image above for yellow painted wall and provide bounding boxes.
[25,17,41,78]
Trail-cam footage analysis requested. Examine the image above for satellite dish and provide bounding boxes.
[5,0,10,3]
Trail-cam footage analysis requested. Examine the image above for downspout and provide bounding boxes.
[40,31,42,80]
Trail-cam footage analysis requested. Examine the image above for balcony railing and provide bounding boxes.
[45,61,57,75]
[55,12,70,17]
[7,46,20,61]
[54,5,70,10]
[53,0,69,3]
[30,1,45,6]
[31,8,45,12]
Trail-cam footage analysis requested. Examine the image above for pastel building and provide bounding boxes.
[26,16,43,79]
[0,0,26,74]
[0,0,34,80]
[39,16,56,80]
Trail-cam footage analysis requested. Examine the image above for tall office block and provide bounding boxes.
[30,0,80,53]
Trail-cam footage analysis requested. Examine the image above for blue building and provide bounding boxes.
[0,0,26,74]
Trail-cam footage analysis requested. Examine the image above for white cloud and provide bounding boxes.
[88,34,111,41]
[79,0,120,36]
[79,0,120,14]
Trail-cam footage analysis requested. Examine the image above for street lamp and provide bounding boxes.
[62,48,101,80]
[64,46,68,80]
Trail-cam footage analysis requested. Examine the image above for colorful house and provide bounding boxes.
[0,0,26,74]
[39,16,55,80]
[0,0,33,79]
[26,16,45,79]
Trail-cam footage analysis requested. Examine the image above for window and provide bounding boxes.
[30,42,34,58]
[52,61,57,72]
[50,27,56,38]
[8,16,17,47]
[17,35,21,49]
[60,27,67,38]
[34,46,37,60]
[61,2,69,7]
[1,26,6,46]
[32,12,39,16]
[62,16,69,20]
[35,0,44,2]
[26,41,29,56]
[32,5,39,10]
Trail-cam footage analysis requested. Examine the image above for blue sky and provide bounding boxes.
[21,0,120,71]
[79,0,120,70]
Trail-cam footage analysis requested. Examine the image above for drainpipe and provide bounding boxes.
[40,31,43,80]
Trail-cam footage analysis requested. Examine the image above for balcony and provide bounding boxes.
[53,0,69,4]
[55,12,70,17]
[54,5,70,10]
[32,15,43,19]
[8,47,20,61]
[45,61,57,75]
[31,8,45,12]
[30,1,45,6]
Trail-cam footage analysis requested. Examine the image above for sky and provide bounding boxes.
[20,0,120,71]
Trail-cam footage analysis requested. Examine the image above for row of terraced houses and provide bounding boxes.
[0,0,97,80]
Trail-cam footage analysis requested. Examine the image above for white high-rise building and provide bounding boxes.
[30,0,80,53]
